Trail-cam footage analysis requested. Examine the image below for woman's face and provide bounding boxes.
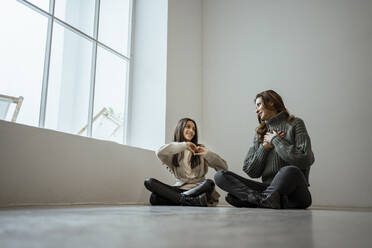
[183,121,196,141]
[255,97,277,121]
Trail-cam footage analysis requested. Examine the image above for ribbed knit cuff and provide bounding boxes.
[270,135,281,146]
[243,144,270,177]
[258,144,271,156]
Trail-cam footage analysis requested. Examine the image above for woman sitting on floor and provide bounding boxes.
[215,89,314,209]
[144,118,228,207]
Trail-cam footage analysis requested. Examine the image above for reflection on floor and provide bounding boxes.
[0,205,371,248]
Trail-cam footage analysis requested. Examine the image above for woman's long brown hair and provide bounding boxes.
[255,90,294,143]
[172,118,201,168]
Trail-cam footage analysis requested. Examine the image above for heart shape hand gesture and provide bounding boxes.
[186,142,208,156]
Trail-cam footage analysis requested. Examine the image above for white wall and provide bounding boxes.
[165,0,225,196]
[128,0,204,149]
[202,0,372,207]
[127,0,168,150]
[0,120,171,206]
[166,0,203,142]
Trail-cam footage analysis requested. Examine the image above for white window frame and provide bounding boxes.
[16,0,134,144]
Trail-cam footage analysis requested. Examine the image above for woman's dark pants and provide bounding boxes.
[214,166,312,209]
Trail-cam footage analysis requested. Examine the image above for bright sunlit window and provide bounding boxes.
[0,0,132,144]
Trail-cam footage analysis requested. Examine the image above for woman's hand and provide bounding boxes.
[263,141,273,149]
[277,130,286,138]
[194,146,208,156]
[186,142,197,154]
[264,131,278,144]
[263,130,286,149]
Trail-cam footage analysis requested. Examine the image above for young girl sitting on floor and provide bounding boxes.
[144,118,228,206]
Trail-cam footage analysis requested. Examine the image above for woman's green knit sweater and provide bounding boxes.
[243,111,315,185]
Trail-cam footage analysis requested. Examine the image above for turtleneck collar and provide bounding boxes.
[265,111,288,128]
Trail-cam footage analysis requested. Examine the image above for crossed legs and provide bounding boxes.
[144,178,215,206]
[214,166,312,209]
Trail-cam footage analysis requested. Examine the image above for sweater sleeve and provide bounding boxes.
[271,118,315,169]
[155,142,187,169]
[203,149,228,171]
[242,134,271,178]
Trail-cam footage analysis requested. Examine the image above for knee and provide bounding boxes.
[204,179,215,187]
[214,170,229,186]
[149,193,158,205]
[280,166,301,176]
[144,178,156,191]
[203,179,215,191]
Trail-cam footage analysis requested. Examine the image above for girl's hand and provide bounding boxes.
[186,142,197,154]
[194,146,208,156]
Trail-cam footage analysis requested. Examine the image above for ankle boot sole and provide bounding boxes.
[180,193,208,207]
[262,191,281,209]
[226,194,257,208]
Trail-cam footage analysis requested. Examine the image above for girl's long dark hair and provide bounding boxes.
[172,118,201,169]
[255,90,294,143]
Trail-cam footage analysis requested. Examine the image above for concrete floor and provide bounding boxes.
[0,206,371,248]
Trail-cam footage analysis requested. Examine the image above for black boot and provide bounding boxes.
[245,191,281,209]
[144,178,184,205]
[180,193,208,207]
[181,179,215,197]
[149,193,176,206]
[225,193,258,208]
[260,191,282,209]
[280,194,289,209]
[224,184,282,209]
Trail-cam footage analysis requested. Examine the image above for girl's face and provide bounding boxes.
[183,121,196,141]
[255,97,277,121]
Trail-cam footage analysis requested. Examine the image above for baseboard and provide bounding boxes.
[0,202,148,209]
[310,205,372,211]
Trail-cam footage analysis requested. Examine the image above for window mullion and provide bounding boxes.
[123,0,135,145]
[38,0,55,128]
[87,0,101,137]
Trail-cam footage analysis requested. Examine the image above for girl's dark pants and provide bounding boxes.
[144,178,214,205]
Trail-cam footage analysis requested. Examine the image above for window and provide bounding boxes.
[0,0,133,144]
